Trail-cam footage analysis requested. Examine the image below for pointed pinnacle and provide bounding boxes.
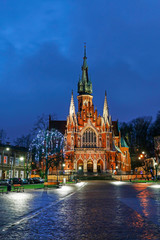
[69,91,75,116]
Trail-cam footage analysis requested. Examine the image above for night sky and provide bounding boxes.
[0,0,160,140]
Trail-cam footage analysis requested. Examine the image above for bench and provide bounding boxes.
[0,186,5,194]
[13,184,24,192]
[44,182,60,188]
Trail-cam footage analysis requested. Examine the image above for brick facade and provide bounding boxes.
[63,48,131,174]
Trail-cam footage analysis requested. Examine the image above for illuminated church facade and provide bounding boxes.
[49,47,131,174]
[63,46,131,174]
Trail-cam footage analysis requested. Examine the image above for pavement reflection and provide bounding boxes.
[1,181,160,240]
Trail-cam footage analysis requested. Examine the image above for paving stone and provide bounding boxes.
[1,181,160,239]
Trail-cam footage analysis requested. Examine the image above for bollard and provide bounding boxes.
[7,184,11,192]
[63,178,66,185]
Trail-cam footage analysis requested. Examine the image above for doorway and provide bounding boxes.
[87,160,93,172]
[97,160,103,173]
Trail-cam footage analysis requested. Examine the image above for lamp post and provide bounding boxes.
[2,147,10,179]
[19,156,24,179]
[155,162,158,181]
[62,163,65,168]
[62,163,65,174]
[20,156,24,161]
[79,166,82,173]
[25,153,30,179]
[116,165,118,174]
[1,147,10,179]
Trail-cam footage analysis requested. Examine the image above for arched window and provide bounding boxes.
[82,128,97,148]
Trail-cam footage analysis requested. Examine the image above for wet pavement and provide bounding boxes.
[1,181,160,239]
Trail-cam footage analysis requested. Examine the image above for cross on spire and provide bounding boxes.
[84,42,87,58]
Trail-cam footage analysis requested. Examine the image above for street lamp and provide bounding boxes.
[20,156,24,161]
[62,163,65,174]
[19,156,24,179]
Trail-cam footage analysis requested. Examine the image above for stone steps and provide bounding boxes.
[77,174,113,180]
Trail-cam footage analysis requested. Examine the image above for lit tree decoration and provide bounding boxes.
[29,128,64,180]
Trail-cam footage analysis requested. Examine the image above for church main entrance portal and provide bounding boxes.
[87,160,93,172]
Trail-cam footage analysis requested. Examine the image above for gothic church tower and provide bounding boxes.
[64,46,131,174]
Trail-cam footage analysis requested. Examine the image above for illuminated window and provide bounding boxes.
[15,158,19,166]
[10,157,14,165]
[4,156,8,164]
[14,170,18,178]
[82,128,96,148]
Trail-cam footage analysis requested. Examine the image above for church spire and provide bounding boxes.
[69,90,76,116]
[84,42,86,58]
[78,44,92,95]
[82,42,88,71]
[103,91,109,123]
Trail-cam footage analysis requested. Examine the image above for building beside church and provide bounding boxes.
[50,46,131,174]
[0,143,28,179]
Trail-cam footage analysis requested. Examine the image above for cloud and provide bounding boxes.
[0,0,160,139]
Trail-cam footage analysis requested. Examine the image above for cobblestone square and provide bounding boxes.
[1,181,160,239]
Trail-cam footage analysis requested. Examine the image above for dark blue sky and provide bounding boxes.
[0,0,160,140]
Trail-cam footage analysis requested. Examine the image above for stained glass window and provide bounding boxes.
[82,128,96,148]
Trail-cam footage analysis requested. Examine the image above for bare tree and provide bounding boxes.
[31,113,57,138]
[14,134,32,148]
[120,116,152,154]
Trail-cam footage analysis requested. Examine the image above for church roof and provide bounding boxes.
[49,120,66,135]
[50,120,120,137]
[121,137,129,148]
[115,145,123,154]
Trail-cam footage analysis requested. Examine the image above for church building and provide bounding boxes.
[62,46,131,174]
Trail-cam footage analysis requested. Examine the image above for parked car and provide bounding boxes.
[0,179,8,185]
[28,178,34,184]
[32,177,44,184]
[22,178,29,184]
[9,178,22,184]
[39,178,45,183]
